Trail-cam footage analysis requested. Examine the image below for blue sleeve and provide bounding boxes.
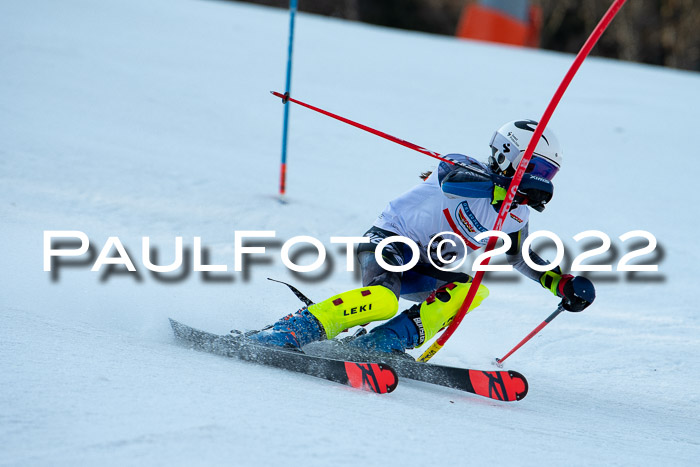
[442,180,494,198]
[440,166,497,199]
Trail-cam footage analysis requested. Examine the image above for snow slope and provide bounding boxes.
[1,0,699,464]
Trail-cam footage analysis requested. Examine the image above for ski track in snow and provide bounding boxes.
[1,0,699,465]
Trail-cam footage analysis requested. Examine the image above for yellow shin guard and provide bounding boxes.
[307,285,399,340]
[415,281,489,345]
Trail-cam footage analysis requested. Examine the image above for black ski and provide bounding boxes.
[169,319,398,394]
[303,342,528,401]
[377,353,528,401]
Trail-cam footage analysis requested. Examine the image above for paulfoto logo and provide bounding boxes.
[43,229,660,280]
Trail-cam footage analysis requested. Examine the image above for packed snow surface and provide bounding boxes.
[2,0,699,465]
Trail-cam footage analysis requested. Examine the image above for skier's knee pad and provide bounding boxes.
[307,285,399,339]
[412,281,489,346]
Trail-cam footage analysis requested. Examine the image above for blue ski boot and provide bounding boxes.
[245,308,325,350]
[246,285,399,350]
[346,306,423,354]
[347,281,489,354]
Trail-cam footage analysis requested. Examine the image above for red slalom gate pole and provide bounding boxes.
[418,0,627,362]
[270,91,468,168]
[494,304,566,367]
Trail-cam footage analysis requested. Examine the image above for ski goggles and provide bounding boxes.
[526,156,559,181]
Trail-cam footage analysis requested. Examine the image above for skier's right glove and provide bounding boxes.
[559,275,596,312]
[540,270,596,312]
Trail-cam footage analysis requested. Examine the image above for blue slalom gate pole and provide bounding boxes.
[279,0,297,197]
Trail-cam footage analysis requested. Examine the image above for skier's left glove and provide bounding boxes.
[540,270,596,312]
[490,173,554,212]
[515,174,554,212]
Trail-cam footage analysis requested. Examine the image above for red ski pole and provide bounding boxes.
[494,304,566,368]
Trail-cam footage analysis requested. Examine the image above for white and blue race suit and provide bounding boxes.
[359,154,551,301]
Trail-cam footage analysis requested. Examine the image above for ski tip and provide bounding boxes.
[344,362,398,394]
[508,370,529,401]
[377,363,399,394]
[468,369,529,402]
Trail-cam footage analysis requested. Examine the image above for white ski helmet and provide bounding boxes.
[488,119,562,180]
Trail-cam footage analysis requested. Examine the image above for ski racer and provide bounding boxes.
[247,119,595,354]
